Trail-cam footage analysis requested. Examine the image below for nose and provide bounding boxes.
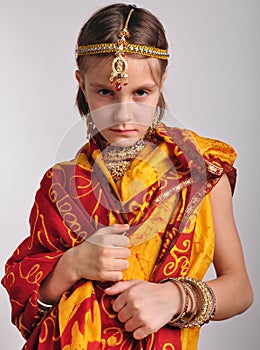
[112,102,132,123]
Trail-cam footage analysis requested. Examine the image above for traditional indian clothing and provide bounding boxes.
[2,124,236,350]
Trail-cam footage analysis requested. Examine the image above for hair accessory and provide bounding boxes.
[109,7,134,91]
[76,44,169,60]
[75,7,169,91]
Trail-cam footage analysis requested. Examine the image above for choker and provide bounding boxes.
[102,138,148,182]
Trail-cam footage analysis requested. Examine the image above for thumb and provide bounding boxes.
[86,224,130,248]
[104,279,140,295]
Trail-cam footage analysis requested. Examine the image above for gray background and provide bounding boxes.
[0,0,259,348]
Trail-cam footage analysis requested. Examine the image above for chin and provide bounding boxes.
[108,137,140,147]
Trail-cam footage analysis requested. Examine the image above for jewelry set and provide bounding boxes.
[102,138,148,182]
[37,275,216,328]
[35,6,217,328]
[160,277,216,328]
[76,6,169,91]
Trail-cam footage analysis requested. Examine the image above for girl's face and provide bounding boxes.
[76,56,166,146]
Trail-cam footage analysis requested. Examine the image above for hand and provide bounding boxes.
[70,224,131,282]
[105,279,182,339]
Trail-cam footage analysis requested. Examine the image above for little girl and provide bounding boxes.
[2,4,253,350]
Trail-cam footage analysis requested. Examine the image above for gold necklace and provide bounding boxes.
[102,139,148,182]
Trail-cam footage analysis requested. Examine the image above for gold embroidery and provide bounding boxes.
[204,159,223,176]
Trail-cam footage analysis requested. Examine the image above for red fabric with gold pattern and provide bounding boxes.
[2,125,236,349]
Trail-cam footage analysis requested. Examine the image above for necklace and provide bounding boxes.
[102,139,148,182]
[92,124,160,182]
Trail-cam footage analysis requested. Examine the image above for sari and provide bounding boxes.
[2,124,236,349]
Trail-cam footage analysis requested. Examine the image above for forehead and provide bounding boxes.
[83,55,162,83]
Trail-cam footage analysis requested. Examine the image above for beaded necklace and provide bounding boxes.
[93,126,160,182]
[102,138,148,182]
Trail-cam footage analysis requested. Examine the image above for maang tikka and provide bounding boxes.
[109,7,134,91]
[76,6,169,91]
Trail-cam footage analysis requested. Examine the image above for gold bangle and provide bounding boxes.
[179,281,199,325]
[178,277,216,328]
[159,278,189,325]
[203,282,216,322]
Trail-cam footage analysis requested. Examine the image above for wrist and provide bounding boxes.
[61,246,83,282]
[38,248,81,305]
[161,280,183,314]
[160,277,216,328]
[160,278,189,324]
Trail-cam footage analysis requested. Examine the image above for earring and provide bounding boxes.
[86,112,94,139]
[144,111,159,141]
[151,111,159,129]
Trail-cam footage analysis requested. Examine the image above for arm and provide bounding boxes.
[207,174,253,319]
[104,174,254,339]
[38,224,131,304]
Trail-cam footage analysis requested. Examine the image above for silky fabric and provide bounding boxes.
[2,124,237,349]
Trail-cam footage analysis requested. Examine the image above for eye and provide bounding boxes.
[98,89,113,96]
[134,89,148,97]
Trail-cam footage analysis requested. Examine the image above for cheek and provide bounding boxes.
[90,103,156,130]
[133,103,156,126]
[91,104,115,129]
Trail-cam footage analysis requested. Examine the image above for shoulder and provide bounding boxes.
[187,130,237,195]
[158,124,237,166]
[159,125,237,193]
[37,143,92,192]
[186,129,237,166]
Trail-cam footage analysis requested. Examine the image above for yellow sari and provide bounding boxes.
[2,124,236,349]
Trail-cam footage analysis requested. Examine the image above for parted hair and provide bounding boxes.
[76,3,169,116]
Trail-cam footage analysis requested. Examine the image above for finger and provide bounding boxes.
[104,279,140,295]
[87,225,130,248]
[87,235,130,248]
[117,304,133,323]
[111,293,127,312]
[105,224,130,235]
[99,271,124,282]
[132,326,156,340]
[110,250,131,260]
[124,316,155,336]
[105,257,129,272]
[109,234,130,247]
[111,223,130,229]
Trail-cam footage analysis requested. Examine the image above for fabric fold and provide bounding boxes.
[2,124,237,350]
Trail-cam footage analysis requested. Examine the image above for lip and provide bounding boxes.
[109,128,136,135]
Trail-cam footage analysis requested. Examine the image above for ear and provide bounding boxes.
[75,70,86,94]
[160,70,167,92]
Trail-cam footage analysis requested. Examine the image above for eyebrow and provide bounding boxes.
[89,82,158,90]
[137,83,158,90]
[89,83,111,89]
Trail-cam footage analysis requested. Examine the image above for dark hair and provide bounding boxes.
[76,3,169,116]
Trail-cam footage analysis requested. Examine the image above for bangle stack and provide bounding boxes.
[37,298,53,315]
[160,277,216,328]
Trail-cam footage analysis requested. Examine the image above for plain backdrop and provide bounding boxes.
[0,0,259,349]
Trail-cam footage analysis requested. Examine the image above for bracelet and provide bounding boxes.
[37,298,53,315]
[203,282,216,323]
[177,277,216,328]
[159,278,189,325]
[179,281,199,324]
[160,277,216,328]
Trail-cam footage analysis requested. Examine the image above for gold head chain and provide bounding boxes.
[76,6,169,91]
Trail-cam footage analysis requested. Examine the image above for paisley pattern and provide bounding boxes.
[2,125,237,349]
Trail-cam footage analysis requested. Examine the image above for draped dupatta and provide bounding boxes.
[2,125,236,350]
